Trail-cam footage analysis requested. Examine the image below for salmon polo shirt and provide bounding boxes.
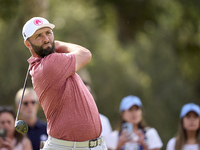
[27,53,102,141]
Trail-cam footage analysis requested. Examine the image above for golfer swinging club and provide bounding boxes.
[22,17,107,150]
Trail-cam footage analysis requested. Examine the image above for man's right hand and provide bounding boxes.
[54,40,92,71]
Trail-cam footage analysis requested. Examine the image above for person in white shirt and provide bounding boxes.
[83,81,113,148]
[166,103,200,150]
[108,95,163,150]
[100,114,113,148]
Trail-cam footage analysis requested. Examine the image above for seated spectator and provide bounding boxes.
[166,103,200,150]
[108,95,163,150]
[15,88,48,150]
[0,106,32,150]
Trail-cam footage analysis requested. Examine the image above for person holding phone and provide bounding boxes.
[15,87,48,150]
[108,95,163,150]
[0,106,32,150]
[166,103,200,150]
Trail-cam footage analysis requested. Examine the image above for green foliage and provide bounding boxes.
[0,0,21,21]
[0,0,200,149]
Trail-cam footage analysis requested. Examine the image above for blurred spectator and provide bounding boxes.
[83,81,113,148]
[166,103,200,150]
[0,106,32,150]
[108,95,163,150]
[99,114,113,149]
[15,88,48,150]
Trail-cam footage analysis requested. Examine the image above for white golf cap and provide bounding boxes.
[22,17,55,41]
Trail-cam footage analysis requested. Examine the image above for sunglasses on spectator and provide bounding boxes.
[22,101,37,106]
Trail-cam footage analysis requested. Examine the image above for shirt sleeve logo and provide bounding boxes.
[34,19,43,26]
[65,54,71,58]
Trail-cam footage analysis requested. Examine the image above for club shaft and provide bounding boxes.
[15,65,30,121]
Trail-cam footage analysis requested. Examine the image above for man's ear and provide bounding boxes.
[24,40,31,49]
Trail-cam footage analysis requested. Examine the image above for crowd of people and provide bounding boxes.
[0,91,199,150]
[0,16,199,150]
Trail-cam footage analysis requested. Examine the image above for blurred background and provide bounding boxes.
[0,0,200,149]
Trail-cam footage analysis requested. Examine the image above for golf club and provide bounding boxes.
[15,65,30,134]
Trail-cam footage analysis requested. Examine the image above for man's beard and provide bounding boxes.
[30,41,55,58]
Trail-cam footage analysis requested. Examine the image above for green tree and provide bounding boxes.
[0,1,200,149]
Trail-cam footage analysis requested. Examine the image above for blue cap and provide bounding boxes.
[119,95,142,112]
[180,103,200,118]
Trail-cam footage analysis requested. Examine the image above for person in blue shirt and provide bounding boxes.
[15,87,48,150]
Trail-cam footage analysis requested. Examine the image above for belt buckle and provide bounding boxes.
[89,138,98,148]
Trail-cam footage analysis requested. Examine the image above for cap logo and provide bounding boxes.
[23,32,26,38]
[33,19,43,26]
